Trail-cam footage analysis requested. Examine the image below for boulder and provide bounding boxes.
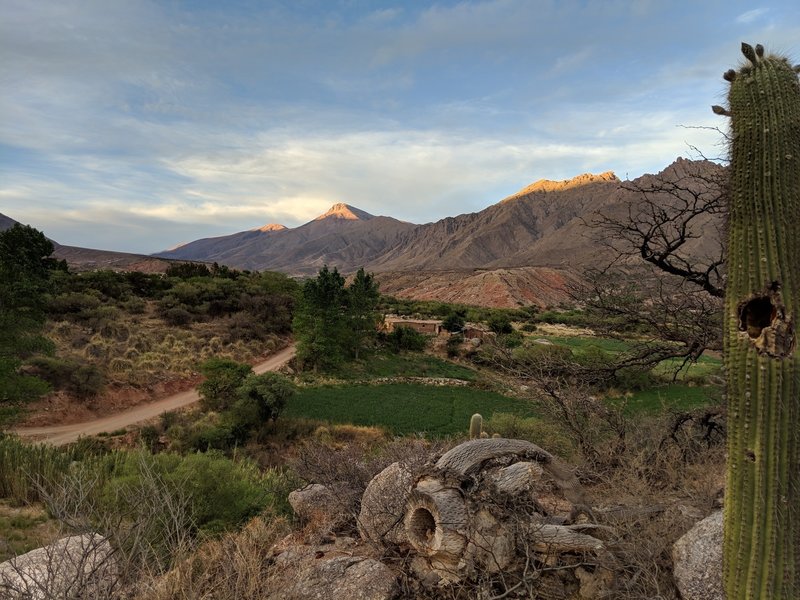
[0,533,116,600]
[271,544,397,600]
[288,484,336,522]
[672,510,723,600]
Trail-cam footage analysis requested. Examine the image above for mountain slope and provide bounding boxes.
[0,213,19,231]
[156,159,724,281]
[156,203,415,275]
[369,172,622,271]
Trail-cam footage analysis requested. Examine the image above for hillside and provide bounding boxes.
[159,158,724,277]
[156,203,416,275]
[375,267,583,308]
[0,211,182,274]
[3,158,725,307]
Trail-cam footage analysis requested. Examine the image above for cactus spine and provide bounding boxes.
[722,43,800,600]
[469,413,483,439]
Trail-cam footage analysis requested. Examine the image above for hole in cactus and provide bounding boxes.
[739,296,776,338]
[407,507,439,551]
[738,291,796,358]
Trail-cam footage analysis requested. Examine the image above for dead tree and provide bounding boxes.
[577,158,728,366]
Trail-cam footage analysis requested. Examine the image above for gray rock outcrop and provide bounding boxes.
[672,510,724,600]
[288,484,337,522]
[271,543,397,600]
[0,533,116,600]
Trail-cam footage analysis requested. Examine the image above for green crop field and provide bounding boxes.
[540,335,722,381]
[285,383,534,435]
[325,352,477,381]
[622,383,722,414]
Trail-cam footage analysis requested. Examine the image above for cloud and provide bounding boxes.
[1,0,795,255]
[736,8,768,24]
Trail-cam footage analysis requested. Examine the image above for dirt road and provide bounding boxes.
[12,345,296,446]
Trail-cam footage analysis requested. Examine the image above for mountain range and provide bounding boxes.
[155,157,722,275]
[1,158,724,307]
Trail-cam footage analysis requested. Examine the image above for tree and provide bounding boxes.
[580,158,727,375]
[488,314,514,335]
[293,266,381,369]
[293,266,349,370]
[344,267,380,359]
[0,224,57,404]
[442,309,466,333]
[197,358,252,411]
[232,372,295,428]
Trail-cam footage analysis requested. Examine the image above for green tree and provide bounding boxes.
[345,267,380,359]
[442,309,466,333]
[0,224,56,404]
[231,372,296,431]
[293,266,349,369]
[488,314,513,334]
[197,358,252,411]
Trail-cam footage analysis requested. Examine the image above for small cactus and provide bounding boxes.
[469,413,483,439]
[720,42,800,600]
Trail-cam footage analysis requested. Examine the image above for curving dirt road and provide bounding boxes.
[12,345,296,446]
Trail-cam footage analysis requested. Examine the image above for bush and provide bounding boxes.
[198,358,253,412]
[101,450,286,536]
[163,306,193,326]
[27,356,105,397]
[497,330,524,348]
[47,292,102,316]
[446,334,463,358]
[511,342,573,375]
[233,373,295,426]
[385,326,428,353]
[488,314,513,334]
[165,263,212,278]
[442,310,466,333]
[484,412,575,459]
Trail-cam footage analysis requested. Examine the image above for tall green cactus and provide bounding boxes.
[721,43,800,599]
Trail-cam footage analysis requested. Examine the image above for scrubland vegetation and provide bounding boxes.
[2,228,726,599]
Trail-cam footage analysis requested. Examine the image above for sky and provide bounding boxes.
[1,1,798,254]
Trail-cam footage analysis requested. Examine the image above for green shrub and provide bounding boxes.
[198,358,252,412]
[511,342,573,375]
[47,292,102,316]
[27,356,105,397]
[385,326,428,353]
[234,373,295,424]
[121,297,147,314]
[497,330,524,348]
[442,310,466,333]
[163,306,193,326]
[488,314,514,334]
[446,334,463,358]
[165,263,212,278]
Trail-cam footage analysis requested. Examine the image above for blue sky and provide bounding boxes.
[1,0,798,253]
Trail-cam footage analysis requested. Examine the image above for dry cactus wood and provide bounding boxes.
[362,438,613,595]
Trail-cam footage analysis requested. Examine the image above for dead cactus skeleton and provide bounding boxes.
[359,438,616,596]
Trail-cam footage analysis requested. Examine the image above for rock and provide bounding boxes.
[672,510,723,600]
[358,462,413,544]
[0,533,116,600]
[288,484,336,521]
[271,547,397,600]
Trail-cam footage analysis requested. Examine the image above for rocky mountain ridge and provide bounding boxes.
[2,158,725,308]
